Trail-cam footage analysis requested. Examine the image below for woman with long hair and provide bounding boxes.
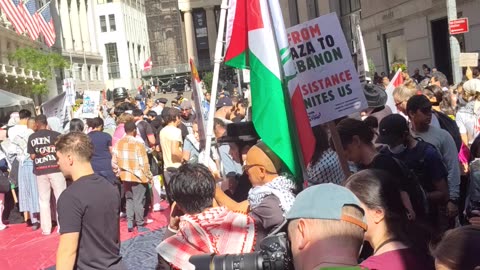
[346,169,434,270]
[306,125,345,186]
[336,118,422,220]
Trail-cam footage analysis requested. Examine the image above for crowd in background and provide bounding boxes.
[0,65,479,270]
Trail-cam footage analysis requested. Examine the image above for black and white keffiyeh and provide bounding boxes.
[248,175,296,216]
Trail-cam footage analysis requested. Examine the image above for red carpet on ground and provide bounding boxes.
[0,202,170,270]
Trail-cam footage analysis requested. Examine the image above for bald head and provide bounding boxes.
[246,142,282,174]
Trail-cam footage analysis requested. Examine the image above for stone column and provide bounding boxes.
[70,0,83,51]
[79,0,91,52]
[0,38,8,64]
[60,0,73,50]
[183,9,197,63]
[205,6,217,61]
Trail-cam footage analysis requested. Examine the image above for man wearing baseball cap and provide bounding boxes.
[407,94,460,229]
[152,98,167,115]
[286,184,367,270]
[377,114,448,229]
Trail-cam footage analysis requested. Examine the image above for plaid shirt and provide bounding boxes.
[112,135,152,183]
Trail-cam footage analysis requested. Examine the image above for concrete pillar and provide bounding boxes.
[0,38,8,64]
[70,0,83,51]
[183,9,197,63]
[79,0,91,52]
[205,6,217,61]
[87,0,99,53]
[60,0,73,50]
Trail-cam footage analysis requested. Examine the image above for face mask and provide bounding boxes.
[388,144,407,154]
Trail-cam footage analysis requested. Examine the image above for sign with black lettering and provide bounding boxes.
[287,13,367,126]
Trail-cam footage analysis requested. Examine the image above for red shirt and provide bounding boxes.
[361,248,434,270]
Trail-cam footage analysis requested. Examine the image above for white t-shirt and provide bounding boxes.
[160,125,182,169]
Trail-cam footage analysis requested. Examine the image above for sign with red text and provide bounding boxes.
[287,13,367,126]
[449,18,469,35]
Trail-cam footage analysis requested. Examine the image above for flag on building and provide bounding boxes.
[36,1,55,47]
[385,69,404,114]
[224,0,315,180]
[0,0,26,34]
[20,0,40,40]
[143,57,152,71]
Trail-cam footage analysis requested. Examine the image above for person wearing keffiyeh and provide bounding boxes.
[156,164,255,270]
[215,141,296,240]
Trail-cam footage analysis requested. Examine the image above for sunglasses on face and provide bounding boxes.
[242,163,277,174]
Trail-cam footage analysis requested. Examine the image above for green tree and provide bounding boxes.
[202,71,213,93]
[9,48,69,95]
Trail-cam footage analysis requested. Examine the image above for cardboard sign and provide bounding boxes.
[459,53,479,67]
[287,13,367,126]
[81,90,100,119]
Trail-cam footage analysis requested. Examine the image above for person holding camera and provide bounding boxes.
[286,183,367,270]
[214,141,296,239]
[155,163,256,270]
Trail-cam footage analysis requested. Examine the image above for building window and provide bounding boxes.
[109,14,116,31]
[100,15,107,32]
[105,43,120,79]
[107,0,112,2]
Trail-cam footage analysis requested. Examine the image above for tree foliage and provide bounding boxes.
[202,71,213,93]
[9,48,69,95]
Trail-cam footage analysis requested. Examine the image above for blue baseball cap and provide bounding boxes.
[286,183,367,230]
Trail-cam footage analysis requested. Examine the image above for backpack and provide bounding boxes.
[379,148,429,218]
[392,156,429,218]
[432,110,462,152]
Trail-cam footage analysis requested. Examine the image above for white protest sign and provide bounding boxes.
[81,90,101,118]
[42,92,68,123]
[63,78,76,106]
[242,69,250,83]
[287,13,367,126]
[459,53,479,67]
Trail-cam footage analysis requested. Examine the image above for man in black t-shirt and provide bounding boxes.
[27,115,66,235]
[55,132,125,270]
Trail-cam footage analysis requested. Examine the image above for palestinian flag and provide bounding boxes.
[224,0,315,180]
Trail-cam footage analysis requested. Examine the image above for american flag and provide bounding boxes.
[36,1,55,47]
[20,0,40,40]
[0,0,26,34]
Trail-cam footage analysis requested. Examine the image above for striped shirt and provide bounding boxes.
[113,135,152,183]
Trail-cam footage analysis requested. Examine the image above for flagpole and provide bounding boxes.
[263,0,308,184]
[37,1,50,13]
[203,0,229,164]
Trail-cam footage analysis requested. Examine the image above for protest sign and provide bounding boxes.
[287,13,367,126]
[42,92,69,124]
[63,78,76,106]
[459,53,479,67]
[81,90,101,118]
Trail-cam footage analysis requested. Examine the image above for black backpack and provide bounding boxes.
[432,110,462,152]
[379,148,429,217]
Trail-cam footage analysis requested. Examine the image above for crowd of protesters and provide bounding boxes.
[0,66,479,270]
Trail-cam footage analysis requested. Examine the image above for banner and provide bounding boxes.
[81,90,101,119]
[41,92,68,124]
[193,10,208,50]
[189,58,206,150]
[287,13,367,126]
